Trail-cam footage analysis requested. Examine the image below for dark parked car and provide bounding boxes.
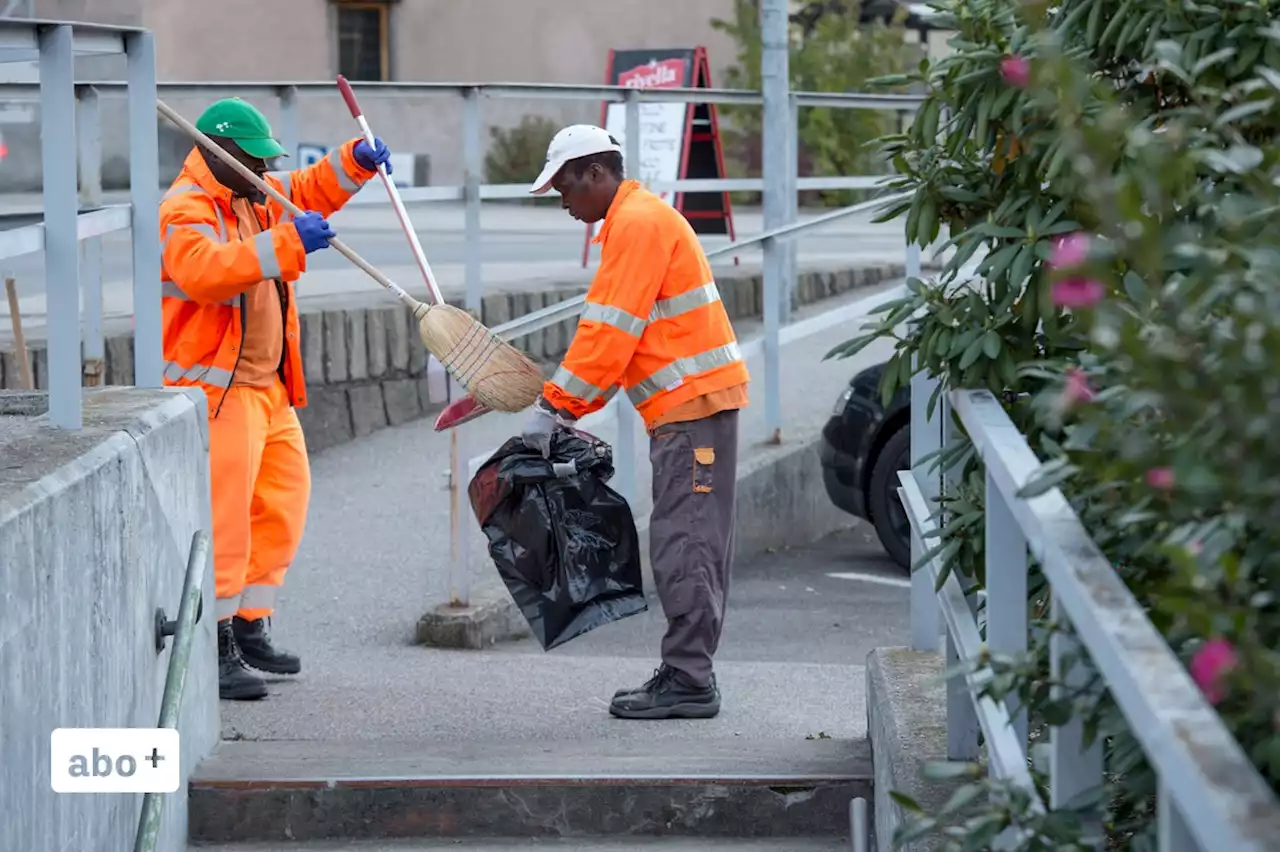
[820,360,911,569]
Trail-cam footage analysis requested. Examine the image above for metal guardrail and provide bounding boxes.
[133,529,210,852]
[896,388,1280,849]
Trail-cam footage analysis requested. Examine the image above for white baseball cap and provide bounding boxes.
[529,124,623,195]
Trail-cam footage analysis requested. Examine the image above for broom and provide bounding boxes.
[155,98,543,414]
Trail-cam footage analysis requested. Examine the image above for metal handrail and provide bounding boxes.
[0,79,926,111]
[133,528,210,852]
[485,189,912,343]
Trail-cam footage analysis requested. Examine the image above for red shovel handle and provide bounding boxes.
[336,75,362,119]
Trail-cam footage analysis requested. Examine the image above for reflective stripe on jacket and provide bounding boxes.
[159,140,375,416]
[543,180,750,427]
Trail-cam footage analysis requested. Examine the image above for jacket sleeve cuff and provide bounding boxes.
[342,138,379,183]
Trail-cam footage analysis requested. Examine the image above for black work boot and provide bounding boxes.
[609,664,720,719]
[219,620,267,701]
[232,616,301,675]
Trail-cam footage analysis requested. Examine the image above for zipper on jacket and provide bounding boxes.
[213,292,247,420]
[275,278,289,396]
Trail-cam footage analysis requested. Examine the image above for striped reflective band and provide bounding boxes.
[162,182,204,201]
[580,302,646,337]
[240,584,278,610]
[163,360,235,388]
[579,281,722,339]
[326,147,363,194]
[627,342,744,405]
[550,364,609,403]
[160,280,237,306]
[650,281,721,322]
[253,230,283,279]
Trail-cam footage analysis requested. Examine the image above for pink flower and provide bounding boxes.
[1146,467,1175,490]
[1050,277,1106,309]
[1058,367,1094,407]
[1000,55,1031,88]
[1049,232,1090,269]
[1190,638,1238,705]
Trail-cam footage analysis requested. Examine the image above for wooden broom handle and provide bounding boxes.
[155,98,418,308]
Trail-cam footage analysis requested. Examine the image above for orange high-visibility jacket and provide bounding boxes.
[158,141,376,417]
[543,180,750,428]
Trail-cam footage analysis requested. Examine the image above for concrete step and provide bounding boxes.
[189,839,855,851]
[187,737,872,845]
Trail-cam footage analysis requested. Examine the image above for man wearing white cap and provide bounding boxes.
[521,125,751,720]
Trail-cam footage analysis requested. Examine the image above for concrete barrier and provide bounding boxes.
[867,647,973,852]
[1,261,905,457]
[0,386,219,852]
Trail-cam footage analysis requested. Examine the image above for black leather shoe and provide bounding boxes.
[609,664,720,719]
[219,621,267,701]
[232,616,301,675]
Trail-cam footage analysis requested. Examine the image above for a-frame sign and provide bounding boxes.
[582,46,737,267]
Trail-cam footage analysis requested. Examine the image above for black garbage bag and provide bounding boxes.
[468,427,647,651]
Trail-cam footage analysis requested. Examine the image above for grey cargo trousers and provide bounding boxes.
[647,407,739,688]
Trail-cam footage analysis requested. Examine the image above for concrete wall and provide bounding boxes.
[0,386,219,852]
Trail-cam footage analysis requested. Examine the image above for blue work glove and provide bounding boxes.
[293,210,335,253]
[353,137,392,174]
[521,397,573,458]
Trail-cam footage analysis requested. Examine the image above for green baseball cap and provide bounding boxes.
[195,98,289,159]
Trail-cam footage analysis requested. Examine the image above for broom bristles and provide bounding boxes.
[414,302,543,412]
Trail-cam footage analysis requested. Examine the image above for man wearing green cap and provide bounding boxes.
[159,97,393,701]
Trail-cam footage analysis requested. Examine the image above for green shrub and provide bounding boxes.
[833,0,1280,846]
[483,115,559,204]
[710,0,920,208]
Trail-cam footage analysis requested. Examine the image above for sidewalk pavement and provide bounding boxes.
[218,280,908,745]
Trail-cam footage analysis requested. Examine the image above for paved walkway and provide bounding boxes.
[219,281,909,745]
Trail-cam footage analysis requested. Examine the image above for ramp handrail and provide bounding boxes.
[898,388,1280,849]
[132,529,210,852]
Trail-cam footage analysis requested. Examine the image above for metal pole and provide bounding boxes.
[127,30,162,388]
[133,530,210,852]
[40,23,80,427]
[609,91,644,504]
[760,0,788,443]
[447,377,472,607]
[462,86,482,312]
[906,243,939,652]
[77,86,105,386]
[783,92,799,325]
[277,85,298,161]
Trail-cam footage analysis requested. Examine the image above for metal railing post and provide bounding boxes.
[462,86,482,311]
[1049,595,1104,830]
[605,90,645,504]
[760,0,788,444]
[277,84,298,160]
[943,406,981,760]
[40,23,80,426]
[986,473,1029,746]
[448,376,473,608]
[126,29,161,388]
[76,85,105,386]
[783,92,799,325]
[906,244,940,652]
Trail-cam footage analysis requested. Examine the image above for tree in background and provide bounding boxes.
[710,0,920,207]
[483,115,560,206]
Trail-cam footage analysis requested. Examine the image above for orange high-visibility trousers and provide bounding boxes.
[208,379,311,622]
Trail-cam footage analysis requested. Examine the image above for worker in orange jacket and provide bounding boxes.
[523,125,750,720]
[159,98,391,701]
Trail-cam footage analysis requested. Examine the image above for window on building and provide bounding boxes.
[335,1,390,81]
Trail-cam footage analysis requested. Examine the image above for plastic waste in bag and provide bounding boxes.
[467,427,647,651]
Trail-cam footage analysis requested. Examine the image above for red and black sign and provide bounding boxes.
[582,46,737,266]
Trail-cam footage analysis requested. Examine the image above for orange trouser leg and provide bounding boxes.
[237,382,311,621]
[208,386,270,622]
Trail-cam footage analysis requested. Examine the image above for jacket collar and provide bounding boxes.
[591,179,641,245]
[178,147,237,211]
